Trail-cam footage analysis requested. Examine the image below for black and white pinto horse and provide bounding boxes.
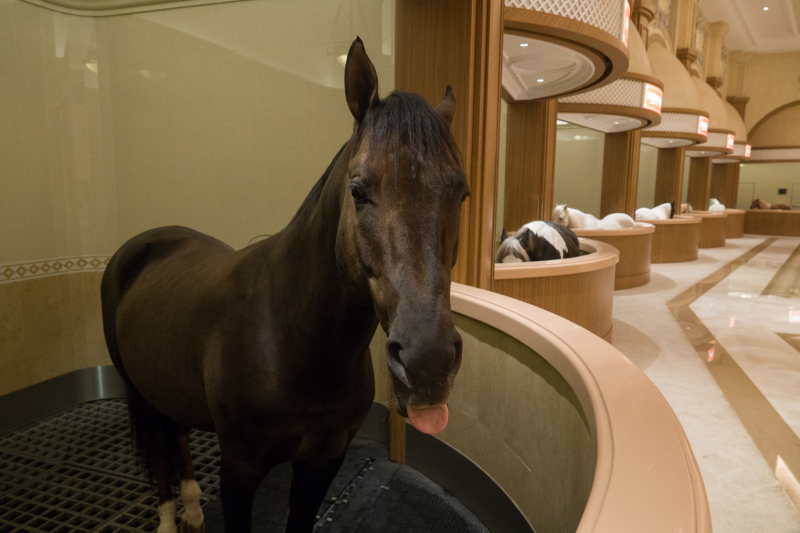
[496,221,581,263]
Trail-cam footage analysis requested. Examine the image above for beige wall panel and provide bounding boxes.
[734,51,800,132]
[637,143,658,208]
[738,162,800,208]
[553,126,604,217]
[749,104,800,147]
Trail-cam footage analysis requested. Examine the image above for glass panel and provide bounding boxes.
[637,143,658,209]
[553,124,604,216]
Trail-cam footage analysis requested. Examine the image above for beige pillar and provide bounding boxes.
[671,0,698,70]
[705,21,730,93]
[503,99,558,230]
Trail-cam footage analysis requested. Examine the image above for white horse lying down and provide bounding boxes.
[708,198,726,212]
[681,203,693,214]
[552,204,636,229]
[635,202,674,220]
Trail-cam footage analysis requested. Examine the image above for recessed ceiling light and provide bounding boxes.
[669,140,674,143]
[764,6,768,10]
[520,43,529,47]
[614,121,619,124]
[537,78,544,82]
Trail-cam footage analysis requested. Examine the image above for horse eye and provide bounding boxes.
[350,185,367,203]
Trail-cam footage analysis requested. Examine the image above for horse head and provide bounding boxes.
[335,38,467,435]
[552,204,569,226]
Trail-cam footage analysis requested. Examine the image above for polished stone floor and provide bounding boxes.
[612,236,800,533]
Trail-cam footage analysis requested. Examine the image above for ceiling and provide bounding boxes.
[700,0,800,52]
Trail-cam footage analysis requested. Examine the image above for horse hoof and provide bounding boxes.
[179,519,205,533]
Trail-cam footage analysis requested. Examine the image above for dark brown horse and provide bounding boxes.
[751,198,792,210]
[101,38,467,533]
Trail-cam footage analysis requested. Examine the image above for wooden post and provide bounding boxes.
[687,157,713,209]
[601,130,641,217]
[654,146,686,206]
[710,162,740,208]
[730,163,741,208]
[396,0,503,290]
[503,98,558,230]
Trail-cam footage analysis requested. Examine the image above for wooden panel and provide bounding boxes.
[687,157,713,210]
[744,210,800,236]
[725,210,745,238]
[576,232,653,289]
[601,130,641,218]
[503,98,557,230]
[690,213,728,248]
[649,219,700,263]
[654,146,686,206]
[396,0,503,290]
[389,409,406,463]
[493,266,616,339]
[710,163,738,207]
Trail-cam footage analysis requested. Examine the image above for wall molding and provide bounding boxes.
[20,0,244,17]
[0,255,110,284]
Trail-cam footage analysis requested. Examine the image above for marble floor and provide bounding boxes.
[611,236,800,533]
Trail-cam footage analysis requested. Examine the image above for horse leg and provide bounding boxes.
[285,454,347,533]
[176,431,204,533]
[154,455,178,533]
[219,444,267,533]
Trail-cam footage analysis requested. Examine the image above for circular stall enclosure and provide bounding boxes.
[493,238,618,341]
[744,210,800,237]
[572,223,654,290]
[370,283,712,533]
[688,211,728,248]
[724,209,746,238]
[637,215,701,263]
[558,27,663,132]
[502,0,630,101]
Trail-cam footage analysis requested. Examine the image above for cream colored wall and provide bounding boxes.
[637,143,659,208]
[0,0,394,395]
[496,99,508,239]
[737,163,800,209]
[682,155,691,203]
[553,125,604,217]
[727,50,800,133]
[749,104,800,147]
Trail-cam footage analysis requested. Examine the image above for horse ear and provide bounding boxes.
[435,86,456,127]
[501,228,508,241]
[345,37,379,124]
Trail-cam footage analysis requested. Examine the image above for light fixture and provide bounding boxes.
[537,78,544,82]
[763,6,769,10]
[614,121,619,124]
[520,43,529,47]
[337,54,348,66]
[669,140,674,143]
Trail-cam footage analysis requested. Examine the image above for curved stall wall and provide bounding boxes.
[493,239,618,340]
[725,209,746,239]
[689,211,728,248]
[572,223,654,290]
[744,210,800,237]
[371,283,712,533]
[637,215,701,263]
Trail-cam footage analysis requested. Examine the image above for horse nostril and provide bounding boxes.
[452,338,463,374]
[386,340,411,388]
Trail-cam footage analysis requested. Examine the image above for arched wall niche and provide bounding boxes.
[748,101,800,148]
[20,0,242,16]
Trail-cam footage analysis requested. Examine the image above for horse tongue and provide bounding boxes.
[407,405,449,435]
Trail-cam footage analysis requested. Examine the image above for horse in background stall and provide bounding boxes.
[681,203,693,214]
[551,204,636,229]
[496,221,581,263]
[101,38,467,533]
[635,202,675,220]
[708,198,726,212]
[751,198,793,210]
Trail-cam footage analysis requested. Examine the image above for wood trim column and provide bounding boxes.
[654,147,686,206]
[503,98,558,230]
[730,163,741,208]
[687,157,713,209]
[395,0,502,290]
[710,163,738,207]
[601,130,641,217]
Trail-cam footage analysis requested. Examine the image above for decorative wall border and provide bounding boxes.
[0,256,110,284]
[20,0,243,17]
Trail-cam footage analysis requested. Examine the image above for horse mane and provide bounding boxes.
[496,236,529,263]
[364,91,462,181]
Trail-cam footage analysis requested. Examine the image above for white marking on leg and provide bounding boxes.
[157,499,178,533]
[181,479,204,528]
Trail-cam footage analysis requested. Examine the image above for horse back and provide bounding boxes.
[550,222,580,258]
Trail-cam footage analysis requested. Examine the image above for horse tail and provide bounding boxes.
[101,237,182,487]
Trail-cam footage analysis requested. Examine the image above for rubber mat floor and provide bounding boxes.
[0,399,489,532]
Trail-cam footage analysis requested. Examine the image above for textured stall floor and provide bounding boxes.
[0,399,488,533]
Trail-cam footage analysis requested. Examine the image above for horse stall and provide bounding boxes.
[368,283,711,533]
[636,215,702,263]
[572,223,655,290]
[725,209,746,238]
[688,211,728,248]
[492,239,618,341]
[744,209,800,236]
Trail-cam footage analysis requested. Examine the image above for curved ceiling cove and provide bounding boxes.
[20,0,241,16]
[503,34,597,101]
